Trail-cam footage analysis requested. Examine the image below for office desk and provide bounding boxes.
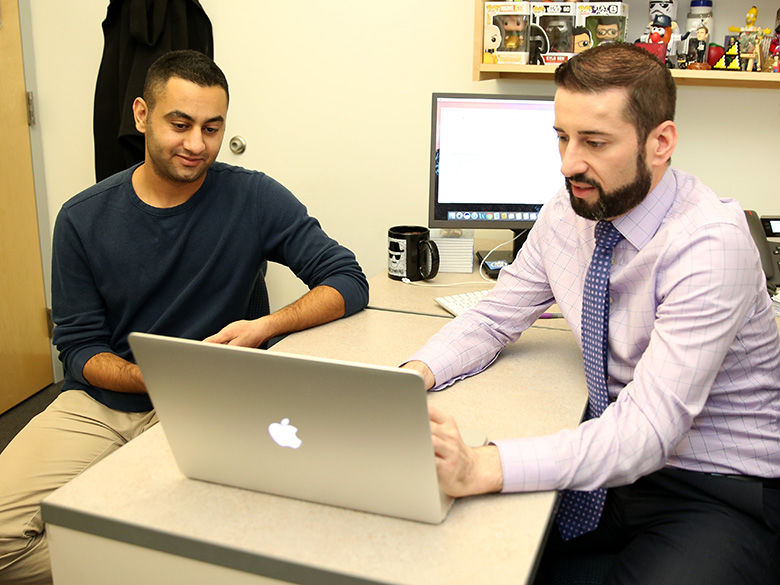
[367,270,569,337]
[368,269,494,317]
[43,310,587,585]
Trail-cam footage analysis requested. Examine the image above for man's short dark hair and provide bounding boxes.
[554,42,676,144]
[143,50,229,110]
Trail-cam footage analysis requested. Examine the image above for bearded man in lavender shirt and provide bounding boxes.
[405,43,780,585]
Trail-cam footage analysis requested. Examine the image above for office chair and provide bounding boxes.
[245,261,283,349]
[245,261,270,322]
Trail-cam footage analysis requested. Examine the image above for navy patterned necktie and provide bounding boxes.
[556,220,624,541]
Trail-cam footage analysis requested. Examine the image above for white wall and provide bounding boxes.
[23,0,780,314]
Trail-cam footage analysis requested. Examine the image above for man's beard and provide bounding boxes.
[566,152,652,221]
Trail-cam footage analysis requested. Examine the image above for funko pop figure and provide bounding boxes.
[595,16,622,45]
[540,15,574,53]
[572,26,593,54]
[495,14,528,51]
[483,23,501,63]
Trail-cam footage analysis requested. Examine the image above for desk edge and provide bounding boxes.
[42,500,391,585]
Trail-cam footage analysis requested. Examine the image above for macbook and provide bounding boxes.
[128,332,455,523]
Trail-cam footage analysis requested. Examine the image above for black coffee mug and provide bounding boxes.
[388,226,439,281]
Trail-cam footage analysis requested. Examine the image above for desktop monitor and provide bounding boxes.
[428,92,563,261]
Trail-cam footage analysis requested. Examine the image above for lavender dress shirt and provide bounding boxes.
[408,167,780,493]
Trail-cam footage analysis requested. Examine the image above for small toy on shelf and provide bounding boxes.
[767,9,780,72]
[686,25,711,69]
[728,5,771,72]
[594,15,623,45]
[529,2,578,64]
[540,14,575,52]
[712,37,743,71]
[528,23,550,64]
[706,43,725,68]
[637,1,683,66]
[635,13,672,67]
[498,14,529,51]
[483,2,532,65]
[648,13,672,45]
[572,26,593,53]
[483,24,502,64]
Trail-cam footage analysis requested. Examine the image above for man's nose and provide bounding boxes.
[559,142,587,179]
[183,129,206,154]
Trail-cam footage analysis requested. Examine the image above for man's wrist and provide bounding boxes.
[401,360,435,390]
[473,445,504,494]
[250,315,279,346]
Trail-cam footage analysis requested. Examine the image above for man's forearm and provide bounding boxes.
[204,285,348,348]
[262,285,346,339]
[83,352,147,394]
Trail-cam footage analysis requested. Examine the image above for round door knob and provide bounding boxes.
[229,135,247,154]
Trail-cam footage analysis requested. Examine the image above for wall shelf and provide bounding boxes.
[473,1,780,89]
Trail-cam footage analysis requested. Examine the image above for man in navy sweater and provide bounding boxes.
[0,50,368,584]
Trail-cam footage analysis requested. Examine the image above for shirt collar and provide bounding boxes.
[612,166,676,250]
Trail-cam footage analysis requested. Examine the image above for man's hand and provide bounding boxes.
[429,405,503,497]
[203,318,271,347]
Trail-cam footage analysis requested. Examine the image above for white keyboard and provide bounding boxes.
[435,289,490,317]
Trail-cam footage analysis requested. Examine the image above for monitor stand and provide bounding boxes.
[476,229,530,265]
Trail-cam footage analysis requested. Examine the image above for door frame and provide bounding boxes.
[18,0,60,379]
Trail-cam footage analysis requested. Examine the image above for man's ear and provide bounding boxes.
[132,97,149,134]
[647,120,677,167]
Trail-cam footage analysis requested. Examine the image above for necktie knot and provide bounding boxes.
[594,220,623,251]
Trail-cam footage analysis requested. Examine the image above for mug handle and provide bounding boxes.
[418,240,440,280]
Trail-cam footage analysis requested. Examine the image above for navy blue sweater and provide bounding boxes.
[51,162,368,411]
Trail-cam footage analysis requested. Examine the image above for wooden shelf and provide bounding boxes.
[473,0,780,89]
[474,63,780,88]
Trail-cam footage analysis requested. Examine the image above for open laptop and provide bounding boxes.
[128,332,457,524]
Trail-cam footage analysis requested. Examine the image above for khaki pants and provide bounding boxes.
[0,390,157,584]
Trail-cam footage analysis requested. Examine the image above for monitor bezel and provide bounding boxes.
[427,92,559,232]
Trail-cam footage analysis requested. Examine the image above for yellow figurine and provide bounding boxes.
[728,5,771,71]
[484,24,501,64]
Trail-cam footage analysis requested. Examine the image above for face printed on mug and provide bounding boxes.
[388,239,406,276]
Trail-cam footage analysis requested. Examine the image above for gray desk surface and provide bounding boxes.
[367,270,569,336]
[368,269,495,317]
[43,309,587,585]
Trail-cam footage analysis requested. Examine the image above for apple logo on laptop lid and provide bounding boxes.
[268,418,302,449]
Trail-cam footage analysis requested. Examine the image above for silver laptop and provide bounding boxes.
[128,332,452,524]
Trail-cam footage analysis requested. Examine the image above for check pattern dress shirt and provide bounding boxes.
[408,168,780,492]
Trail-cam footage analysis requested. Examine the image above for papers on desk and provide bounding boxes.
[431,236,474,273]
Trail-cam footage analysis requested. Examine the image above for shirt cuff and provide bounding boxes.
[66,344,111,386]
[493,436,562,493]
[404,347,500,392]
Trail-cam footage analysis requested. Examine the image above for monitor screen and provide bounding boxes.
[428,93,563,235]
